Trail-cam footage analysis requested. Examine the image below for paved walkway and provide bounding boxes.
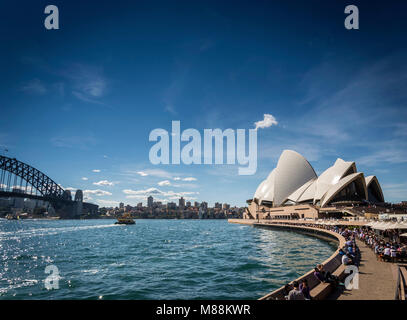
[330,239,398,300]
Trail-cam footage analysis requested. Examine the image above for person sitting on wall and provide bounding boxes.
[313,264,342,287]
[283,283,292,300]
[287,281,305,300]
[299,279,312,300]
[342,253,353,266]
[347,245,357,260]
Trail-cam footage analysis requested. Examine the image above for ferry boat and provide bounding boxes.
[115,213,135,225]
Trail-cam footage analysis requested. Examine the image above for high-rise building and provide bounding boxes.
[186,201,191,208]
[194,201,200,208]
[137,202,143,208]
[119,202,124,209]
[167,202,177,210]
[179,197,185,210]
[147,196,153,208]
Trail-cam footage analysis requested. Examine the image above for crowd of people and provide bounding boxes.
[265,220,407,300]
[284,225,358,300]
[356,227,407,262]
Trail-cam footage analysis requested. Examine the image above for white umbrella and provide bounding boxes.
[372,222,382,228]
[372,222,388,230]
[370,222,381,229]
[400,233,407,237]
[391,222,407,229]
[379,222,401,230]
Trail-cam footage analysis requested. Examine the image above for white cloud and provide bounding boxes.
[127,169,173,179]
[7,185,34,193]
[83,189,112,196]
[62,63,107,104]
[123,188,162,196]
[96,199,120,207]
[122,188,199,201]
[92,169,101,173]
[93,180,115,186]
[72,91,105,105]
[381,183,407,202]
[173,177,181,181]
[183,177,197,181]
[20,79,47,95]
[81,177,88,181]
[254,114,278,131]
[157,180,171,186]
[157,180,171,187]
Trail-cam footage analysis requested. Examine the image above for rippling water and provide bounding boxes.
[0,219,336,299]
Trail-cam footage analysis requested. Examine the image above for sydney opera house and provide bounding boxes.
[245,150,385,220]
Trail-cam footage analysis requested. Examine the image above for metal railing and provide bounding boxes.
[395,265,407,300]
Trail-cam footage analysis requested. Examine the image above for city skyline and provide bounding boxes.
[1,1,407,208]
[116,196,234,210]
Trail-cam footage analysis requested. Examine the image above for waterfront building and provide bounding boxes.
[167,202,177,210]
[147,196,153,208]
[247,150,385,220]
[179,197,185,210]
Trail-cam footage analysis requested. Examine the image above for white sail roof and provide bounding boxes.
[314,158,356,203]
[273,150,317,206]
[253,179,267,202]
[297,179,318,202]
[365,175,384,202]
[287,178,316,202]
[260,169,276,204]
[320,172,367,207]
[252,150,384,208]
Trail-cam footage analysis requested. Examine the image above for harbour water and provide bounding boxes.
[0,219,336,299]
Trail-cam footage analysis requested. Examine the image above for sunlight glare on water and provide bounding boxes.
[0,219,336,299]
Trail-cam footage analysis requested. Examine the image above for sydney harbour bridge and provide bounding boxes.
[0,155,98,218]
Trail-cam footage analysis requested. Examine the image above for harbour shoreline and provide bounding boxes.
[228,219,346,300]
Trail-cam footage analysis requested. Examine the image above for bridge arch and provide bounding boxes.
[0,155,68,199]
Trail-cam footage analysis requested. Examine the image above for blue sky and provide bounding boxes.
[1,0,407,207]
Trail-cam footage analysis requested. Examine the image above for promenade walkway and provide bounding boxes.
[330,239,398,300]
